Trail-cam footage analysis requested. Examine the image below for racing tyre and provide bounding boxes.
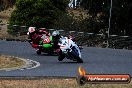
[58,54,65,61]
[36,49,41,55]
[77,57,83,63]
[47,49,54,55]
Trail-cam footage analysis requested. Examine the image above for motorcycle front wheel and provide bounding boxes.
[76,57,83,63]
[58,52,65,61]
[71,47,83,63]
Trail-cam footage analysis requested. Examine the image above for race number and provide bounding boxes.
[43,37,50,44]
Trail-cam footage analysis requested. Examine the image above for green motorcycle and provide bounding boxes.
[36,35,55,55]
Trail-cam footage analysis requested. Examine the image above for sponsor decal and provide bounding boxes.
[77,66,131,85]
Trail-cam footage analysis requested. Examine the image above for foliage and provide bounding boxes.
[50,0,69,11]
[0,0,16,10]
[8,0,68,35]
[80,0,132,36]
[110,0,132,36]
[7,0,132,36]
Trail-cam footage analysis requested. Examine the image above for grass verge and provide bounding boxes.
[0,78,132,88]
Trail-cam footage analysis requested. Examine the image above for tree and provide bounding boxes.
[8,0,69,35]
[0,0,15,10]
[50,0,69,11]
[80,0,132,36]
[110,0,132,36]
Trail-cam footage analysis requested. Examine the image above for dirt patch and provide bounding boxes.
[0,79,76,88]
[0,55,25,69]
[0,79,132,88]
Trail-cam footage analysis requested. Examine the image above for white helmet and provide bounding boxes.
[28,27,36,33]
[52,30,60,36]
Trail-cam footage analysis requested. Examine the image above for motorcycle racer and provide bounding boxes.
[58,36,83,63]
[36,33,54,55]
[52,30,61,53]
[51,30,83,61]
[52,30,69,60]
[27,27,38,43]
[27,27,55,54]
[27,27,49,48]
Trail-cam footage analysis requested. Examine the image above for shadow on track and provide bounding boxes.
[32,53,58,56]
[58,61,84,64]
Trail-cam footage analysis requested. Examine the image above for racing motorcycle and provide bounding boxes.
[58,37,83,63]
[28,34,55,55]
[35,35,54,55]
[68,35,83,51]
[27,28,55,55]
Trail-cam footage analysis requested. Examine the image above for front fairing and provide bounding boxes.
[59,37,71,50]
[59,37,81,58]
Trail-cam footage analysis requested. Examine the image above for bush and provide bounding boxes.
[53,10,105,34]
[8,0,68,35]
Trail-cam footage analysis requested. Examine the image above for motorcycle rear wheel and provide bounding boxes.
[36,49,41,55]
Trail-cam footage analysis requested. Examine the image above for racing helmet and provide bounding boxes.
[38,28,48,35]
[28,27,36,33]
[52,30,60,36]
[27,27,36,35]
[52,30,60,40]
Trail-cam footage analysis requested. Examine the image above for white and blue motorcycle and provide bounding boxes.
[58,37,83,63]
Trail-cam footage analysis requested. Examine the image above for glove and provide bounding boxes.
[38,45,43,49]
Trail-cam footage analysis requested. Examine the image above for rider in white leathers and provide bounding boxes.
[52,30,81,61]
[59,37,81,58]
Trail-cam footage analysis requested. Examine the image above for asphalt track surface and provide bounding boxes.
[0,40,132,77]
